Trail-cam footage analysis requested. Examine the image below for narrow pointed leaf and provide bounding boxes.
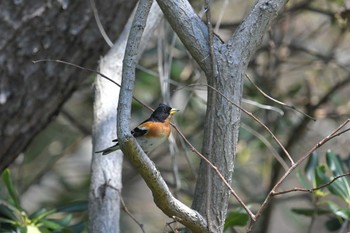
[1,169,21,210]
[296,170,311,189]
[291,208,330,216]
[224,209,249,229]
[305,151,319,184]
[326,150,350,201]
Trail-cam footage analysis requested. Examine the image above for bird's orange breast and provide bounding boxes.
[138,121,171,138]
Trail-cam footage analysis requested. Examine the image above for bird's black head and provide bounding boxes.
[149,103,178,122]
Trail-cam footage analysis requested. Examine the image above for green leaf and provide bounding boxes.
[325,201,350,220]
[0,216,18,225]
[326,150,346,176]
[68,221,86,233]
[325,217,342,231]
[0,202,21,221]
[29,209,50,220]
[305,151,319,185]
[344,154,350,171]
[30,209,56,223]
[224,208,249,229]
[19,226,28,233]
[291,208,330,216]
[296,170,311,189]
[39,219,65,230]
[326,150,350,202]
[314,164,349,200]
[314,165,330,197]
[2,169,21,210]
[56,201,88,213]
[51,214,72,227]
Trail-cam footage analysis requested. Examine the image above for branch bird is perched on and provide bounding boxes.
[96,103,179,155]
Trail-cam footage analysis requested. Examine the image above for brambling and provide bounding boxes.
[96,103,179,155]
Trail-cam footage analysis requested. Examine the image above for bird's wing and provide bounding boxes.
[132,125,149,138]
[111,125,149,143]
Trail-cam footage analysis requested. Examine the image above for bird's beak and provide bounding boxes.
[170,108,179,115]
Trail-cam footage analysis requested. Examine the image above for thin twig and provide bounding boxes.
[242,98,284,116]
[213,0,228,33]
[273,172,350,196]
[157,23,181,197]
[241,123,289,171]
[245,74,315,121]
[89,0,113,47]
[248,119,350,232]
[107,184,146,233]
[177,83,295,166]
[170,123,256,221]
[32,59,153,111]
[61,109,91,135]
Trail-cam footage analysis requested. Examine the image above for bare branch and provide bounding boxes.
[33,59,152,111]
[116,0,207,231]
[107,183,146,233]
[226,0,288,63]
[89,0,114,47]
[272,172,350,196]
[245,74,315,120]
[90,2,163,232]
[179,83,295,166]
[249,119,350,232]
[171,123,256,221]
[241,123,289,171]
[155,0,218,75]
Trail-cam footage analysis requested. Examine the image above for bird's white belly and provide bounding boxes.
[136,136,167,154]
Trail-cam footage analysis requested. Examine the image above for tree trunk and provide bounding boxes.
[90,3,163,232]
[0,0,137,172]
[156,0,288,231]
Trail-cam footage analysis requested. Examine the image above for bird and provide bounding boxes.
[96,103,179,155]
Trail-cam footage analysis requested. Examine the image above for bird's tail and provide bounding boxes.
[95,144,120,155]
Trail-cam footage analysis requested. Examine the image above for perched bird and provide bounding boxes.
[96,103,179,155]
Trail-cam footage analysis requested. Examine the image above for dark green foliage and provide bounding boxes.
[294,150,350,231]
[0,169,87,233]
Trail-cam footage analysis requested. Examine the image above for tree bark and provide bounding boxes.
[157,0,288,231]
[0,0,137,172]
[90,2,164,232]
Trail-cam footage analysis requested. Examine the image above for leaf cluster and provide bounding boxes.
[294,150,350,231]
[0,169,87,233]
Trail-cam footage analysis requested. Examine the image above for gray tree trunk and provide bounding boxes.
[157,0,288,232]
[90,3,163,232]
[0,0,137,172]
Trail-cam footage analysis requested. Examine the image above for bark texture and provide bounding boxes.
[157,0,288,232]
[90,3,164,232]
[0,0,137,172]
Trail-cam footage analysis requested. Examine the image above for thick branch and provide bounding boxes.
[226,0,288,62]
[90,2,163,232]
[156,0,220,76]
[122,139,208,232]
[116,0,207,232]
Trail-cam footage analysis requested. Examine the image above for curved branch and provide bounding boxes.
[155,0,220,76]
[226,0,288,62]
[116,0,207,232]
[122,139,208,232]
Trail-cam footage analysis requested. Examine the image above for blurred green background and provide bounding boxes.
[2,0,350,232]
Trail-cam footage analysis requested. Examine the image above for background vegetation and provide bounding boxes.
[1,0,350,232]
